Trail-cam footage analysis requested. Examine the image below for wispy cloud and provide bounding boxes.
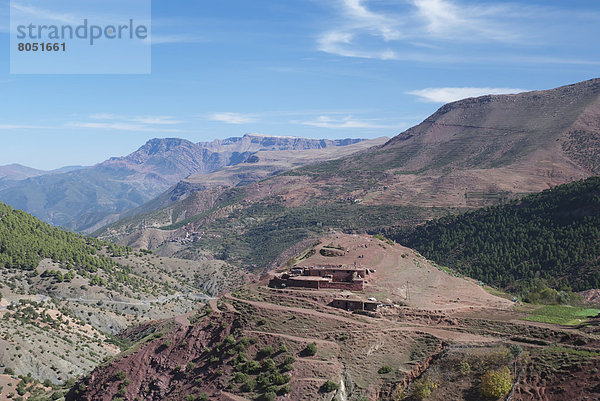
[208,112,258,125]
[148,34,205,45]
[317,0,600,64]
[295,115,403,130]
[68,114,184,132]
[0,124,52,130]
[66,121,182,132]
[89,114,183,125]
[406,87,527,103]
[10,3,78,24]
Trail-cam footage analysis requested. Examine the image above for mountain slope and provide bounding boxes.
[65,234,600,401]
[0,201,245,384]
[0,135,368,232]
[0,164,46,180]
[98,79,600,272]
[396,176,600,293]
[101,137,389,229]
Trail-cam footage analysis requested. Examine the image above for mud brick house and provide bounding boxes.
[271,265,369,291]
[330,298,379,312]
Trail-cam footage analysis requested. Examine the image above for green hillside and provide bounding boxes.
[0,201,133,284]
[397,177,600,293]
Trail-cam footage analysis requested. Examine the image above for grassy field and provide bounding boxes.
[523,305,600,326]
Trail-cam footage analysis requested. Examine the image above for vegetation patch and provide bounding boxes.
[522,305,600,326]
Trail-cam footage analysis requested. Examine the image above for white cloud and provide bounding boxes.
[0,124,52,130]
[67,114,184,132]
[89,114,183,125]
[317,0,598,62]
[295,115,402,129]
[208,112,258,125]
[147,34,205,45]
[406,87,527,103]
[66,121,183,132]
[10,3,78,24]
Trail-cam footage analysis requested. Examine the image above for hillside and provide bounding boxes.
[0,135,368,233]
[0,202,245,385]
[98,79,600,272]
[395,177,600,294]
[63,234,600,401]
[116,137,389,220]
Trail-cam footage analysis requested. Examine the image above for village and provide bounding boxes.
[270,263,382,312]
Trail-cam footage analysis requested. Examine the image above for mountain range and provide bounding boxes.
[0,134,373,233]
[2,78,600,401]
[98,79,600,271]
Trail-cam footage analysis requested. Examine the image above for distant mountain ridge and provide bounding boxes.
[97,78,600,271]
[0,163,86,181]
[0,134,368,232]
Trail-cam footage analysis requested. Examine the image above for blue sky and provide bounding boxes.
[1,0,599,170]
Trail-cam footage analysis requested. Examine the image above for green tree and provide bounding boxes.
[480,366,513,398]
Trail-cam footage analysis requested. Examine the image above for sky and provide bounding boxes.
[1,0,600,170]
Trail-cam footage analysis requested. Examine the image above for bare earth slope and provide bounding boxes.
[66,234,600,401]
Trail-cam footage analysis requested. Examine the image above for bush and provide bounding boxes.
[321,380,339,393]
[278,384,291,395]
[458,361,471,376]
[261,358,276,372]
[241,378,257,392]
[4,367,14,375]
[412,377,438,400]
[198,394,209,401]
[259,345,274,357]
[224,335,236,346]
[261,391,277,401]
[378,365,393,374]
[304,342,317,356]
[113,370,127,381]
[283,355,296,365]
[480,366,512,398]
[234,372,249,383]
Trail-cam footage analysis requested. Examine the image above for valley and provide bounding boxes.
[1,79,600,401]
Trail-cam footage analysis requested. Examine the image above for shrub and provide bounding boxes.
[198,394,209,401]
[234,372,248,383]
[412,377,438,400]
[283,355,296,365]
[321,380,339,393]
[4,367,15,375]
[261,358,275,372]
[185,395,196,401]
[261,391,277,401]
[259,345,274,357]
[304,342,317,356]
[279,344,287,353]
[257,318,267,326]
[458,361,471,376]
[278,384,291,395]
[480,366,512,399]
[113,370,127,381]
[224,335,236,346]
[378,365,393,374]
[240,378,257,392]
